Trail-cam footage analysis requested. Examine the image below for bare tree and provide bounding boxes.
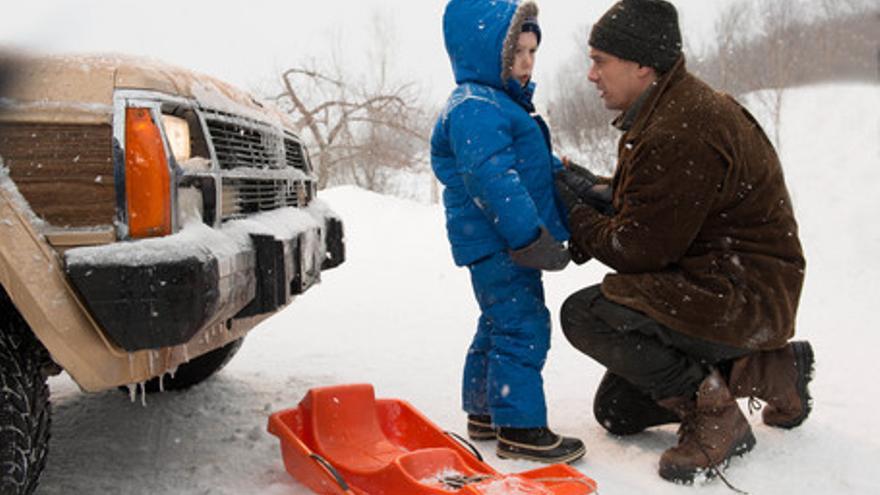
[346,13,433,194]
[273,15,429,192]
[712,1,754,94]
[815,0,879,81]
[692,0,877,93]
[340,91,432,193]
[752,0,805,151]
[547,26,618,176]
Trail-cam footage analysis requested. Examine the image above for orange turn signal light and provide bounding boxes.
[125,108,172,238]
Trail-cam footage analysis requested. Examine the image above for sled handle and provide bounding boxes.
[444,430,484,462]
[309,453,351,492]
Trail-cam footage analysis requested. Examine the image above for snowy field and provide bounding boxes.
[36,83,880,494]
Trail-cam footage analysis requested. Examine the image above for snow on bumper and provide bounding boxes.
[64,201,344,351]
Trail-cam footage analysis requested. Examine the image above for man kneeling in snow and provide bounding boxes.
[554,0,814,485]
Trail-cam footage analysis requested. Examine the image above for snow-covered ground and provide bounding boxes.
[36,83,880,494]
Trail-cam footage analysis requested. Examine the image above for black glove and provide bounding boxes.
[568,241,592,265]
[555,174,584,213]
[565,159,602,184]
[556,168,615,216]
[510,227,570,271]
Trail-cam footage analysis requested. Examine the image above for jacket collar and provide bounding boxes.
[613,81,656,131]
[620,55,687,138]
[505,78,537,113]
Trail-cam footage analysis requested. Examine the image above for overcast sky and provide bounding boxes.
[1,0,737,102]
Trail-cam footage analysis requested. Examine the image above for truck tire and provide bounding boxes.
[0,315,51,495]
[143,338,244,393]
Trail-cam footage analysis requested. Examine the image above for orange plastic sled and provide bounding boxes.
[267,383,597,495]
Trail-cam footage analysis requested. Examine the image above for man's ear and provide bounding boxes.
[636,65,657,82]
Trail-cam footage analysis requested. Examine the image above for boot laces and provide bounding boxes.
[695,439,749,495]
[747,396,763,416]
[682,409,749,494]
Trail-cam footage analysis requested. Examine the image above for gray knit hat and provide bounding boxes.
[589,0,682,73]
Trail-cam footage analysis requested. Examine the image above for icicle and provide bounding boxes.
[127,353,136,380]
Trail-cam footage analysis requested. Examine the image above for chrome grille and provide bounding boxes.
[200,109,314,222]
[283,135,307,171]
[206,117,280,170]
[202,109,309,172]
[221,178,312,221]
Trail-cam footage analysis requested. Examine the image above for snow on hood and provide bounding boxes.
[65,199,337,268]
[0,50,296,129]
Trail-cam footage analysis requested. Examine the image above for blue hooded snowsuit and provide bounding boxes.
[430,0,569,428]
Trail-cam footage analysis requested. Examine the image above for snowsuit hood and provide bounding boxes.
[443,0,538,89]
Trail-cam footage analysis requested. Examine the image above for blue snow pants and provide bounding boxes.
[462,251,551,428]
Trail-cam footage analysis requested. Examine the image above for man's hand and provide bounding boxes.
[568,241,592,265]
[563,157,602,184]
[510,227,570,271]
[556,168,615,216]
[555,173,584,213]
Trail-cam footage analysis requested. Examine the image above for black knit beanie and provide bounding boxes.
[589,0,682,73]
[522,16,542,45]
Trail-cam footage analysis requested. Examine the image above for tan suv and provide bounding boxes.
[0,51,344,494]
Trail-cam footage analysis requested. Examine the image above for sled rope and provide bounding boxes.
[444,430,485,462]
[438,474,494,489]
[309,454,355,494]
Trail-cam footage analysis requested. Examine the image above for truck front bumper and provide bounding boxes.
[65,203,344,351]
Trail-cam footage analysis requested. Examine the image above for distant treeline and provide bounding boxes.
[691,8,879,95]
[548,0,879,172]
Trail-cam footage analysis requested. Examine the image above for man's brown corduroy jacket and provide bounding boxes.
[569,56,805,350]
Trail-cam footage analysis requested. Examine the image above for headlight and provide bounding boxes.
[162,114,191,162]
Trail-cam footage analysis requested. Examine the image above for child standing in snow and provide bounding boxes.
[430,0,584,463]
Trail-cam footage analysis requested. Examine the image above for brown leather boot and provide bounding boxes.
[728,340,814,429]
[657,369,756,484]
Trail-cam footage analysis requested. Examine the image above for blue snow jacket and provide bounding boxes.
[431,0,569,267]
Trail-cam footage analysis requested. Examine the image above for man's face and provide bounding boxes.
[587,48,653,111]
[511,31,538,87]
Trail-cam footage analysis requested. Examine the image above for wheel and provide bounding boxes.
[0,310,51,495]
[143,338,244,393]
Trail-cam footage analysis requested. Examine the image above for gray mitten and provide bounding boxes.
[510,227,570,271]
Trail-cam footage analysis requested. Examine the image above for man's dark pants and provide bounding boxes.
[560,285,750,435]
